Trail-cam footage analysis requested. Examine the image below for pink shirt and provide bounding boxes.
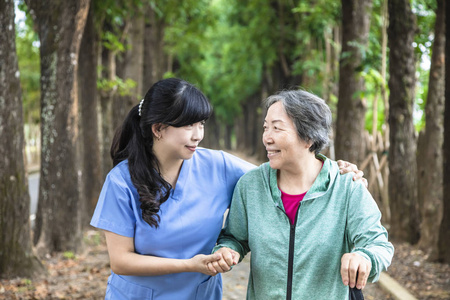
[280,189,307,225]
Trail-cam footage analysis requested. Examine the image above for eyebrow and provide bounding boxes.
[264,119,285,124]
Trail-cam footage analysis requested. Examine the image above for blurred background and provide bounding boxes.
[1,0,449,298]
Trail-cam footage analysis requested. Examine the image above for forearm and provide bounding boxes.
[109,251,192,276]
[104,230,217,277]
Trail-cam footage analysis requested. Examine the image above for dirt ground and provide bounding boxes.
[1,230,449,299]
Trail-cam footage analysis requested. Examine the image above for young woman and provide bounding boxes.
[90,78,365,300]
[211,90,393,300]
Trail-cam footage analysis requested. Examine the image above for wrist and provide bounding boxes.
[182,258,192,273]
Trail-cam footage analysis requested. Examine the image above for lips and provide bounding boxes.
[186,145,197,152]
[266,150,280,158]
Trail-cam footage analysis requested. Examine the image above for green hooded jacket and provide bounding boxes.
[213,154,393,300]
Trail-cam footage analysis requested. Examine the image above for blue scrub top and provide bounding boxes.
[90,148,255,300]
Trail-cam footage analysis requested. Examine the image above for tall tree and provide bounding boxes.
[417,0,445,259]
[142,4,168,94]
[78,2,102,225]
[387,0,420,243]
[26,0,90,255]
[114,15,144,130]
[438,0,450,263]
[335,0,373,165]
[0,0,43,277]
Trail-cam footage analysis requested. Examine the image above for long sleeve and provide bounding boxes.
[346,181,394,282]
[212,180,251,261]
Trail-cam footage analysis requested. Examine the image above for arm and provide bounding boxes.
[104,230,221,276]
[212,180,251,263]
[341,181,394,288]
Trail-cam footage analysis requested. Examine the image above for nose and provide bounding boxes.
[192,123,204,141]
[263,129,273,146]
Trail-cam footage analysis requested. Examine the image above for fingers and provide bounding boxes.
[337,160,357,175]
[352,170,364,181]
[340,253,371,289]
[208,248,238,274]
[340,254,350,287]
[361,178,368,189]
[356,262,370,289]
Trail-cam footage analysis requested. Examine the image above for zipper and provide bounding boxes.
[277,203,301,300]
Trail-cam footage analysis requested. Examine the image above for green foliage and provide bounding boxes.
[62,251,76,260]
[14,0,435,137]
[97,77,137,97]
[15,1,40,125]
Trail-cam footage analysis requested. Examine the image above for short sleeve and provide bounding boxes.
[221,151,256,201]
[90,171,137,237]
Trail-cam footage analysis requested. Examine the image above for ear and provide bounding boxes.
[151,123,163,138]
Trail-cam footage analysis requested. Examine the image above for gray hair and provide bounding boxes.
[265,90,332,155]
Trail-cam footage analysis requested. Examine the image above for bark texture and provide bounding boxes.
[78,3,102,225]
[142,6,167,94]
[387,0,420,243]
[438,0,450,263]
[335,0,373,165]
[417,0,445,259]
[99,43,115,179]
[0,0,43,277]
[26,0,90,255]
[114,16,144,130]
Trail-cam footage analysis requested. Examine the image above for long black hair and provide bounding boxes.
[111,78,212,228]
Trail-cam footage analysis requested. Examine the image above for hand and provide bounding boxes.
[337,160,368,188]
[207,247,240,274]
[189,253,222,276]
[340,253,371,290]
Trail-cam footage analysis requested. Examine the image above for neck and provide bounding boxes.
[153,148,183,188]
[278,153,322,195]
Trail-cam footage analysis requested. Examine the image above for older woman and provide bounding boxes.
[210,90,394,299]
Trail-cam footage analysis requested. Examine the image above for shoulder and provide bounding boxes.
[194,148,255,170]
[105,160,133,188]
[237,163,267,184]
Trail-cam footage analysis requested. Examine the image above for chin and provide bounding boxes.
[268,160,280,170]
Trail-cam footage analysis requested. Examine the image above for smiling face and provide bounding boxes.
[263,101,311,170]
[156,121,205,161]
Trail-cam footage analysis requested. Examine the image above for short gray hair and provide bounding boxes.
[265,90,332,155]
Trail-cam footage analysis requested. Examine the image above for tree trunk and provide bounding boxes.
[0,0,43,278]
[78,3,102,225]
[100,44,116,178]
[335,0,373,165]
[438,0,450,263]
[114,16,144,129]
[203,113,220,150]
[142,6,167,93]
[387,0,420,244]
[417,0,445,259]
[27,0,90,255]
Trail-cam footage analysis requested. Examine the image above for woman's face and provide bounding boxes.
[158,121,205,161]
[262,101,310,170]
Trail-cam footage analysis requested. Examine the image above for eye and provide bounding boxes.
[200,120,206,126]
[263,125,268,131]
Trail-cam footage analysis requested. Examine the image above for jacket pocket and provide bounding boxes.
[106,273,154,300]
[195,275,222,300]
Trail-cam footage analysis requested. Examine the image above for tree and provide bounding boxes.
[26,0,90,255]
[387,0,420,243]
[78,2,102,225]
[0,0,43,277]
[114,14,144,130]
[335,0,373,165]
[417,0,445,259]
[438,0,450,263]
